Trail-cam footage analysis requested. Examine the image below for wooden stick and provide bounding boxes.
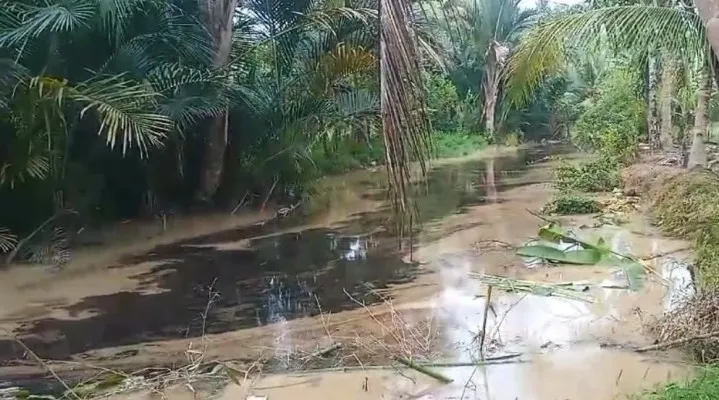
[479,285,493,359]
[635,331,719,352]
[310,342,342,358]
[392,356,453,384]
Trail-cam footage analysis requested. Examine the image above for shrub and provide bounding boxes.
[555,158,620,192]
[543,194,600,215]
[434,130,489,158]
[572,69,645,152]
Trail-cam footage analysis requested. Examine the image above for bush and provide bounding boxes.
[434,130,489,158]
[598,126,639,164]
[425,73,462,132]
[543,194,600,215]
[555,158,620,192]
[572,69,645,152]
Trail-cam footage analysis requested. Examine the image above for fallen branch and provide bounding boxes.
[635,331,719,353]
[392,356,453,384]
[310,342,342,359]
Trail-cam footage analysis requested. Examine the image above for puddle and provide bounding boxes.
[0,147,559,362]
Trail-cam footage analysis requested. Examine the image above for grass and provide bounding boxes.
[433,130,489,158]
[636,366,719,399]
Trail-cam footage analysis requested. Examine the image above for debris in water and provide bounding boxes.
[469,273,595,303]
[515,223,648,291]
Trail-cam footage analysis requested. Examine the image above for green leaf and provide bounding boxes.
[531,286,555,296]
[618,258,646,291]
[517,244,567,260]
[516,244,602,265]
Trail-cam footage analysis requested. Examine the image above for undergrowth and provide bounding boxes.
[433,130,489,158]
[636,366,719,399]
[555,158,620,192]
[542,194,600,215]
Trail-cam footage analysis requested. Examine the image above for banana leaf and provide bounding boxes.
[516,245,602,265]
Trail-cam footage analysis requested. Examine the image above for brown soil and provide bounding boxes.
[620,163,685,196]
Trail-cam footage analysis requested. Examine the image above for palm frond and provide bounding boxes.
[23,226,71,267]
[28,75,171,156]
[505,5,705,106]
[0,0,95,48]
[310,43,376,94]
[332,89,379,118]
[0,227,17,253]
[380,0,432,236]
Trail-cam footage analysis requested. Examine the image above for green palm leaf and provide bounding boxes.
[505,5,705,107]
[28,75,171,156]
[0,227,17,253]
[0,0,95,47]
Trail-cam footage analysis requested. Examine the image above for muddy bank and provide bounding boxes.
[0,147,698,399]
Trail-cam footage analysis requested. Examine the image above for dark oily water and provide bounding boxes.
[0,146,559,361]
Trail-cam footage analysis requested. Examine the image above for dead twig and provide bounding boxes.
[478,285,493,359]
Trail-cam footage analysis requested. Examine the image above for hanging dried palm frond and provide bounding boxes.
[380,0,433,239]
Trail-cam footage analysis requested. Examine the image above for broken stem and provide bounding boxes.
[479,285,493,358]
[392,356,453,384]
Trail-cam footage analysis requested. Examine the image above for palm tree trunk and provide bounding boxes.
[483,41,509,138]
[647,55,661,151]
[196,0,239,203]
[695,0,719,61]
[688,69,711,168]
[659,56,675,149]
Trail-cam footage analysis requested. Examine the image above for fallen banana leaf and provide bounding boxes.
[537,223,609,253]
[516,245,602,265]
[521,223,647,291]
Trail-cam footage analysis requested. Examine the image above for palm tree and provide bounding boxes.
[505,3,711,165]
[438,0,536,136]
[0,0,434,254]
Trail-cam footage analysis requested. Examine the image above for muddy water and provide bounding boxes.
[0,146,697,399]
[0,147,550,362]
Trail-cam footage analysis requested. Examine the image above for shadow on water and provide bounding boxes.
[0,146,563,361]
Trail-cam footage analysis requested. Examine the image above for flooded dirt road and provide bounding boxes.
[0,146,696,399]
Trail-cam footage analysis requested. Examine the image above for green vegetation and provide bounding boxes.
[542,194,600,215]
[554,158,621,193]
[0,0,557,262]
[434,131,489,158]
[636,366,719,399]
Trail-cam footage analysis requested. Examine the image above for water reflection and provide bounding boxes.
[1,146,560,361]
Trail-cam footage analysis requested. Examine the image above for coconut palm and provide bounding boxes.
[505,3,711,164]
[437,0,536,136]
